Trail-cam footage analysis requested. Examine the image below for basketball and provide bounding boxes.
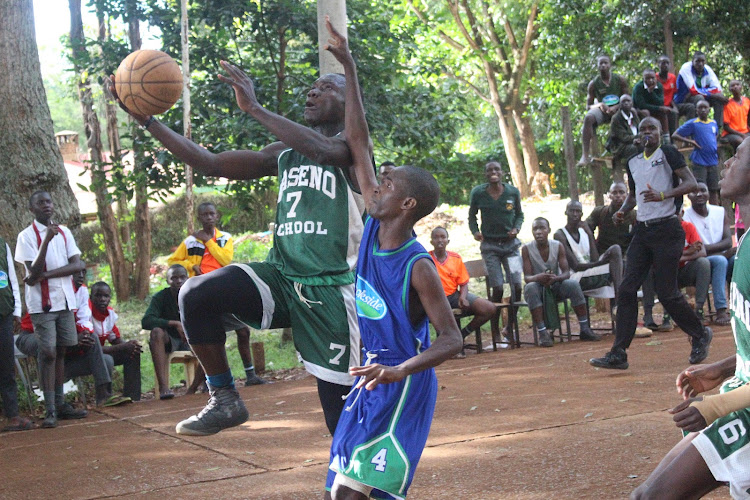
[115,50,182,116]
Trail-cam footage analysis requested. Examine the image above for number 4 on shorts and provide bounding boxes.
[371,448,388,472]
[347,435,409,494]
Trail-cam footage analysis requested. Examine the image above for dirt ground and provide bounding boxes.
[1,322,736,500]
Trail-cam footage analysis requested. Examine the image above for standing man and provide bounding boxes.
[722,80,750,151]
[674,52,728,129]
[656,54,695,135]
[589,118,713,370]
[167,202,265,387]
[673,100,721,205]
[111,60,364,436]
[468,161,524,339]
[0,234,32,432]
[15,191,86,427]
[579,55,630,166]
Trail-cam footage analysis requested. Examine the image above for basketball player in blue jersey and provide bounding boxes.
[111,51,365,435]
[631,137,750,499]
[323,19,463,499]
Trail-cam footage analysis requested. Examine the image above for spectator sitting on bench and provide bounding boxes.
[586,181,637,256]
[722,80,750,151]
[605,95,639,168]
[674,52,728,130]
[683,183,732,326]
[675,217,711,324]
[656,54,695,136]
[579,55,630,166]
[633,68,671,144]
[522,217,600,347]
[554,200,622,300]
[429,226,498,358]
[673,99,721,205]
[89,281,142,402]
[142,264,205,399]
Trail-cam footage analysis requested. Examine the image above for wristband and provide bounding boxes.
[689,383,750,426]
[141,116,156,130]
[660,191,665,201]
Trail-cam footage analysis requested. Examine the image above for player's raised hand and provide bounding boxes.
[350,363,407,391]
[323,16,352,65]
[676,363,725,399]
[218,61,260,114]
[108,75,150,124]
[669,398,708,432]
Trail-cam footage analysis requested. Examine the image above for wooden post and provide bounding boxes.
[251,342,266,374]
[181,0,194,233]
[317,0,347,75]
[590,140,605,206]
[561,106,579,201]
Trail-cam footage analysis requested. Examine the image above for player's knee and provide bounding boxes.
[149,328,167,344]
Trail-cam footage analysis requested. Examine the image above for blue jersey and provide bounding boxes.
[355,217,433,359]
[676,118,719,166]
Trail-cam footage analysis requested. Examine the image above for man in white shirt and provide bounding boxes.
[683,183,732,326]
[15,191,86,428]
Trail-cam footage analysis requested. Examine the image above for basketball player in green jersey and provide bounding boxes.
[632,137,750,499]
[111,61,364,436]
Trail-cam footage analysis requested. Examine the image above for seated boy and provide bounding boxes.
[429,226,497,356]
[722,79,750,151]
[673,99,720,205]
[605,94,639,168]
[324,20,463,499]
[522,217,599,347]
[89,281,142,401]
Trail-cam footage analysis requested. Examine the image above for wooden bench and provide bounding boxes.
[153,350,200,396]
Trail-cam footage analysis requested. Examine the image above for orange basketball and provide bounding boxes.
[115,50,182,116]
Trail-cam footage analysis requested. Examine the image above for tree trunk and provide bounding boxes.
[512,107,540,183]
[127,2,151,300]
[0,0,80,246]
[663,12,674,69]
[181,0,194,233]
[70,0,130,301]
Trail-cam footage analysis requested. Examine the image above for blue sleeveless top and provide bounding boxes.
[355,217,433,361]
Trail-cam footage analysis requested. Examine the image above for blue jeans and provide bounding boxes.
[707,254,728,310]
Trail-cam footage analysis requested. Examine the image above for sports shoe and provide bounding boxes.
[689,327,713,364]
[579,325,601,341]
[538,329,553,347]
[42,410,57,429]
[244,374,268,386]
[589,349,629,370]
[657,319,674,332]
[175,384,249,436]
[57,402,88,420]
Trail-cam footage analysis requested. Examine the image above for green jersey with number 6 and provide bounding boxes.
[728,233,750,389]
[267,148,365,286]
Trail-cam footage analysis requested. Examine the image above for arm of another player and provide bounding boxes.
[323,17,377,206]
[350,259,463,390]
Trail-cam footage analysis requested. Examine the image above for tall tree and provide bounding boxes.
[0,0,80,245]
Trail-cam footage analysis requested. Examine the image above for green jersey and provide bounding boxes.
[728,233,750,388]
[266,148,364,286]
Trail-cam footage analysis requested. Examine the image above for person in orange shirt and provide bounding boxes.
[429,227,497,357]
[168,202,265,386]
[722,80,750,151]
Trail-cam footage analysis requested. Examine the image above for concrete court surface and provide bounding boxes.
[1,325,736,500]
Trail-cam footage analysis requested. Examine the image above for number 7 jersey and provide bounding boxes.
[267,148,365,286]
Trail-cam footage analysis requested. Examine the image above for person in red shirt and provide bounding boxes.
[722,80,750,151]
[429,227,497,357]
[678,219,711,324]
[656,55,695,135]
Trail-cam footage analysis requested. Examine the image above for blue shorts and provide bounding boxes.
[327,355,437,499]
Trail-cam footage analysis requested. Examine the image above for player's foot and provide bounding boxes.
[175,384,248,436]
[56,402,88,420]
[244,374,267,386]
[589,349,628,370]
[689,327,713,365]
[579,325,601,341]
[538,329,553,347]
[42,410,57,429]
[643,317,659,330]
[657,318,674,332]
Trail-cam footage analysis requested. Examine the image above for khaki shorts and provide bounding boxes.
[30,310,78,351]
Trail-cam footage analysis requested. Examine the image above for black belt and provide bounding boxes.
[639,215,676,227]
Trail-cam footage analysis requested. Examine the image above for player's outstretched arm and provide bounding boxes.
[323,17,377,207]
[350,259,462,391]
[109,75,280,181]
[217,61,353,170]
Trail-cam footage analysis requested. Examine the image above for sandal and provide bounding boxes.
[715,309,731,326]
[2,417,33,432]
[101,395,132,407]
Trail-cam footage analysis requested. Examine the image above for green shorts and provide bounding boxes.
[233,262,360,386]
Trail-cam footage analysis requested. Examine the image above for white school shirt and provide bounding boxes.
[74,284,93,333]
[15,220,81,314]
[4,243,22,317]
[683,205,725,246]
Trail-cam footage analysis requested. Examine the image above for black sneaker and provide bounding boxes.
[644,320,660,331]
[176,384,249,436]
[689,327,713,364]
[589,349,629,370]
[57,402,88,420]
[42,410,57,429]
[579,325,602,341]
[538,329,553,347]
[244,374,268,386]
